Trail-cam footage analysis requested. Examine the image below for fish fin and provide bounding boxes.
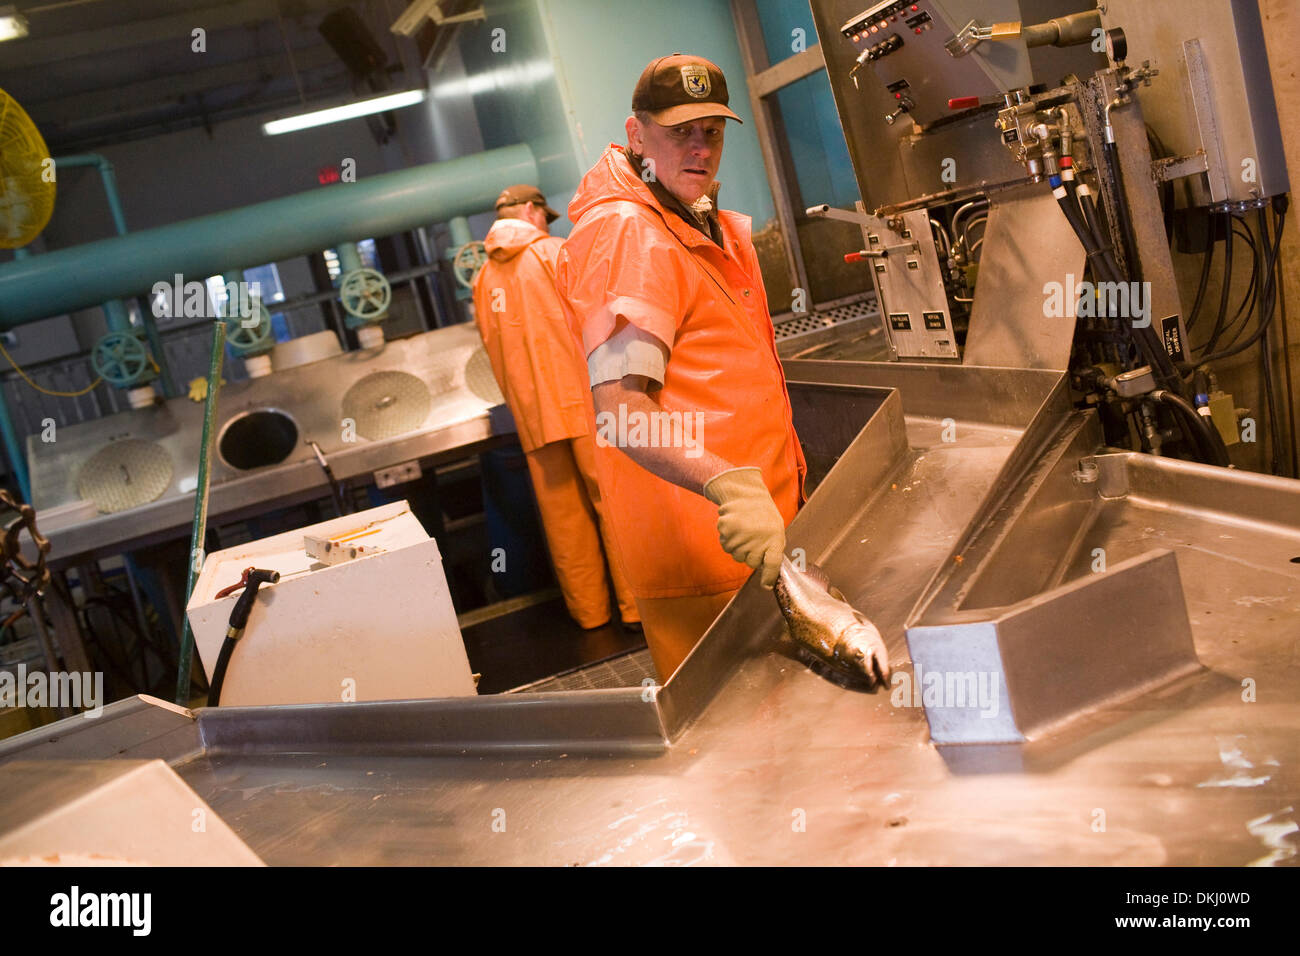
[802,562,832,590]
[805,563,856,606]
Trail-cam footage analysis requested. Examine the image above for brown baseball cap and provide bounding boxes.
[632,53,743,126]
[494,184,559,223]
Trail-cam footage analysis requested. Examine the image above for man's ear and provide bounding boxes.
[625,114,641,151]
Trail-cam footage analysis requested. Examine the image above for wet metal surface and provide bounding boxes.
[5,360,1298,865]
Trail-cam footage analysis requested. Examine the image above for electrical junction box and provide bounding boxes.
[186,500,475,707]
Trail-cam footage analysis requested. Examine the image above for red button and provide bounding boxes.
[895,93,902,99]
[915,27,922,33]
[911,4,918,9]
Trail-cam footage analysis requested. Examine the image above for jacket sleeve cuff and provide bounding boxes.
[582,294,677,356]
[588,323,670,387]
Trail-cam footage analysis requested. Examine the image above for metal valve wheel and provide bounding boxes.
[339,267,392,319]
[452,241,488,289]
[91,330,150,387]
[224,302,274,352]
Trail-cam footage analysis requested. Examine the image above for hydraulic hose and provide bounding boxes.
[1200,218,1234,355]
[1151,388,1230,467]
[1075,183,1122,283]
[1185,236,1215,331]
[1052,174,1182,393]
[1102,140,1142,281]
[1200,202,1288,364]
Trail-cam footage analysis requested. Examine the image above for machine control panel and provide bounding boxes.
[841,0,1023,127]
[855,207,958,361]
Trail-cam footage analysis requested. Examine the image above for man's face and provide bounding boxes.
[627,115,726,204]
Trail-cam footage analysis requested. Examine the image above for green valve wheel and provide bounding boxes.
[339,267,391,320]
[91,330,151,387]
[225,303,273,353]
[452,241,488,289]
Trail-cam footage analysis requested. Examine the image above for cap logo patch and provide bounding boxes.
[680,65,710,98]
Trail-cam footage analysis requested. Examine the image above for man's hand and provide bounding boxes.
[703,467,785,589]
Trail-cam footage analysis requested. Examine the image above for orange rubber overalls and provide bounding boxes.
[556,145,806,676]
[472,217,638,629]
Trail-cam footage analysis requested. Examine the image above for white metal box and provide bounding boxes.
[186,500,475,706]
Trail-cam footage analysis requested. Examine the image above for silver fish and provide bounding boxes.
[774,557,891,688]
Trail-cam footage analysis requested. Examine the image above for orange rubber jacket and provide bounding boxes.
[472,218,591,453]
[556,144,807,598]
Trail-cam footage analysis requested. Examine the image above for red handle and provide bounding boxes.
[948,96,980,110]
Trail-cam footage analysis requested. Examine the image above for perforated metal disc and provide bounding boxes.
[464,347,504,405]
[77,439,174,514]
[341,371,433,440]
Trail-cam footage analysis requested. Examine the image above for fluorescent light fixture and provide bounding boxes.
[262,89,427,136]
[0,6,30,41]
[391,0,484,37]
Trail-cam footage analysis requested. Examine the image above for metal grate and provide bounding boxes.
[464,347,504,405]
[772,294,876,342]
[76,438,174,513]
[341,370,433,440]
[506,648,659,693]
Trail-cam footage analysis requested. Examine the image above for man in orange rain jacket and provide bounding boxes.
[471,184,639,631]
[556,55,806,679]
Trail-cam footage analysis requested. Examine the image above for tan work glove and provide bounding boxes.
[703,466,786,589]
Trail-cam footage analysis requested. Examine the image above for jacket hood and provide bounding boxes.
[568,144,704,224]
[568,144,732,250]
[484,217,548,261]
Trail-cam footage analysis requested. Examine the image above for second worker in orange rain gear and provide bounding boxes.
[471,184,640,631]
[556,55,807,679]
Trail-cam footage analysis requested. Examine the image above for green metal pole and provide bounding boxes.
[174,318,226,705]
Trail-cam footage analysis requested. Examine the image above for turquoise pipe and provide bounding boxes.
[55,154,128,235]
[0,144,537,328]
[0,385,30,502]
[448,216,473,248]
[1,252,31,499]
[337,241,364,274]
[54,153,178,397]
[102,298,131,334]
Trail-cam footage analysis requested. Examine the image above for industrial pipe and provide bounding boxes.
[54,154,129,236]
[1021,10,1103,49]
[0,144,538,327]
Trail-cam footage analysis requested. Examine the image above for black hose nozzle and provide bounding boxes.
[209,568,280,707]
[227,568,280,635]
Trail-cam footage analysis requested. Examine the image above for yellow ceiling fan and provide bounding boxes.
[0,88,55,249]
